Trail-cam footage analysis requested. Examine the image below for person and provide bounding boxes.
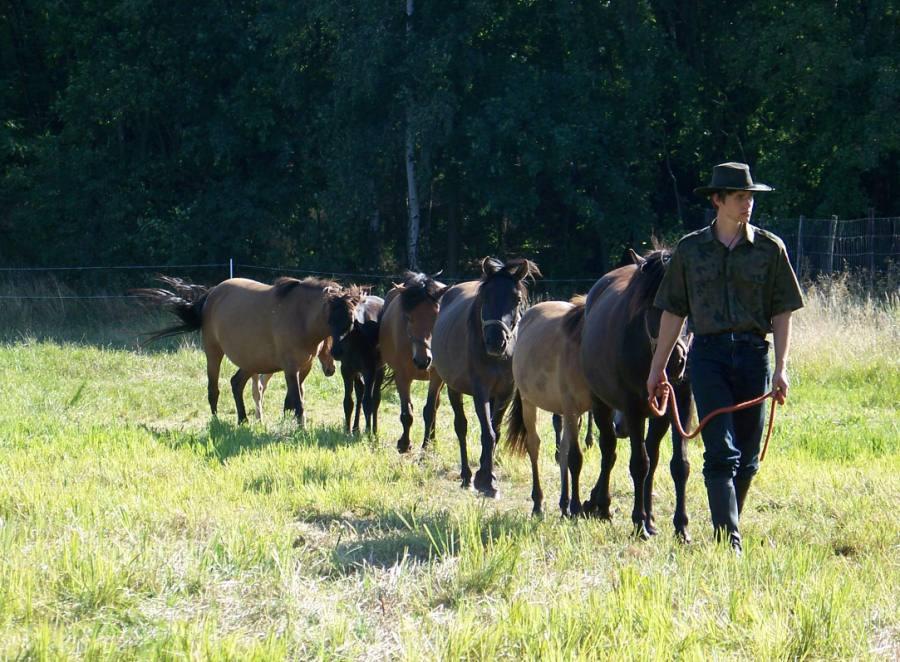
[647,162,804,553]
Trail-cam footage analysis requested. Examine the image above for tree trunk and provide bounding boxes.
[404,0,421,270]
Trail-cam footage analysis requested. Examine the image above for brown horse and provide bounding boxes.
[431,257,540,497]
[506,297,592,515]
[137,276,362,425]
[579,249,694,540]
[251,338,336,419]
[378,272,448,452]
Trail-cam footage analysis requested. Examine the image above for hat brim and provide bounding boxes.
[694,183,774,196]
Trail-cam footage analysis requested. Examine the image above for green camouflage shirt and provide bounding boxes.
[654,222,804,336]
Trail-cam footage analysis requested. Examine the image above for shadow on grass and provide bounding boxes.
[140,418,369,462]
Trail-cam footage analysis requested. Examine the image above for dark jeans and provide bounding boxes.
[688,333,771,482]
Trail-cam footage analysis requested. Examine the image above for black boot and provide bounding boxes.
[706,478,741,554]
[735,476,753,517]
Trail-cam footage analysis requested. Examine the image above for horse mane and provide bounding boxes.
[273,276,341,299]
[399,271,445,312]
[477,257,541,301]
[625,248,672,319]
[562,294,587,339]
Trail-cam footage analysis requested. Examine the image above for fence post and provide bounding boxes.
[795,215,804,275]
[229,258,234,279]
[867,208,875,291]
[827,215,838,274]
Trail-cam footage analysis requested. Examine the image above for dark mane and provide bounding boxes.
[626,249,672,319]
[273,276,340,299]
[399,272,445,312]
[477,257,540,301]
[562,294,587,339]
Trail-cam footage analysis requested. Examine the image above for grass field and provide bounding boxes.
[0,280,898,660]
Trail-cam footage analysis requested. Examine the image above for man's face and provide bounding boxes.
[715,190,754,223]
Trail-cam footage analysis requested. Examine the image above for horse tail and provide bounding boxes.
[131,277,208,345]
[504,390,529,457]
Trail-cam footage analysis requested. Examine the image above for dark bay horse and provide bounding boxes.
[431,257,540,497]
[378,272,448,452]
[580,249,694,540]
[330,294,386,435]
[506,297,592,516]
[136,276,362,425]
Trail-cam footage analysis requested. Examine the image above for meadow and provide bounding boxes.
[0,277,898,660]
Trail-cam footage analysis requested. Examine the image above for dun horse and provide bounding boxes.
[378,272,448,452]
[136,276,362,425]
[431,257,540,497]
[251,339,335,419]
[506,297,592,515]
[580,249,694,540]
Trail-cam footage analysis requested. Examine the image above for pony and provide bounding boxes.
[579,249,694,540]
[250,338,336,419]
[135,276,362,425]
[330,294,385,434]
[378,272,449,452]
[506,297,592,515]
[431,257,540,497]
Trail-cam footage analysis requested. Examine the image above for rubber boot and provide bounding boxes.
[705,478,742,554]
[735,476,753,517]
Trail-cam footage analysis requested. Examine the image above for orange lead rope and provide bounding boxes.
[648,382,782,461]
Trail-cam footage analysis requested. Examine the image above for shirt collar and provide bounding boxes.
[704,219,756,245]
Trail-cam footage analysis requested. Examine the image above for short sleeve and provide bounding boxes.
[654,246,690,317]
[770,245,804,316]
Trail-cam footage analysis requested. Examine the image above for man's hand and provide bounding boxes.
[646,366,668,403]
[772,368,789,405]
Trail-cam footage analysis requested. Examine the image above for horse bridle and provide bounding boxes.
[480,303,523,345]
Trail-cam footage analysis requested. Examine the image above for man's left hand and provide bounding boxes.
[772,368,789,405]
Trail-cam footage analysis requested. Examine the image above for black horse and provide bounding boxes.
[331,294,386,435]
[579,249,694,540]
[431,257,540,497]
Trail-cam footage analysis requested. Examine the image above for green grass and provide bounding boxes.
[0,287,898,659]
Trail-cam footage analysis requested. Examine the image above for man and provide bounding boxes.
[647,162,804,553]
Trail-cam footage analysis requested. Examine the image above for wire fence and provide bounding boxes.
[2,215,898,302]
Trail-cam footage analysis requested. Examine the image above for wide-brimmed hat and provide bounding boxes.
[693,162,774,196]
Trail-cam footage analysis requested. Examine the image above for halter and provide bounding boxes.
[644,308,689,383]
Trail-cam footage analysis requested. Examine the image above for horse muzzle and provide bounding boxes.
[482,319,515,358]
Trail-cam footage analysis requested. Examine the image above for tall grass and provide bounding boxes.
[0,275,897,659]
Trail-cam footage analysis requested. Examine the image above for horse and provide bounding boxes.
[506,297,592,516]
[579,249,694,540]
[250,338,336,419]
[431,257,540,497]
[330,294,385,434]
[378,272,448,452]
[135,276,363,425]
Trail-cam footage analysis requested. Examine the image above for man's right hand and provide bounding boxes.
[646,366,667,402]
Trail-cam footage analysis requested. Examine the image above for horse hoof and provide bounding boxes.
[634,523,652,541]
[645,522,659,536]
[532,506,543,517]
[675,529,692,545]
[569,501,584,518]
[396,440,411,454]
[473,474,499,499]
[460,477,472,489]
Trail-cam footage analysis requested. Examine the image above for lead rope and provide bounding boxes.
[648,382,782,461]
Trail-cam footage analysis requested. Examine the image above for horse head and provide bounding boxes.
[317,337,336,376]
[325,284,364,361]
[399,271,449,370]
[477,257,540,358]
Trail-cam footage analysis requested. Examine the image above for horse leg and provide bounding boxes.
[230,368,252,425]
[520,397,543,515]
[352,374,364,434]
[643,415,669,536]
[283,370,304,425]
[204,343,223,418]
[557,414,573,517]
[552,413,562,464]
[472,388,499,498]
[584,412,594,448]
[566,415,584,516]
[341,365,354,433]
[447,387,471,488]
[625,407,651,539]
[251,374,263,420]
[395,377,414,453]
[371,367,385,436]
[585,399,616,519]
[421,372,444,449]
[670,381,692,542]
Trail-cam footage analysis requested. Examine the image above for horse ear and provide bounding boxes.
[481,257,503,277]
[430,269,444,279]
[628,249,645,266]
[508,258,540,281]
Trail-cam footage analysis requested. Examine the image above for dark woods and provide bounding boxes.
[2,1,897,278]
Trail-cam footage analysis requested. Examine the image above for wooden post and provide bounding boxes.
[795,215,804,275]
[827,215,838,274]
[868,208,875,291]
